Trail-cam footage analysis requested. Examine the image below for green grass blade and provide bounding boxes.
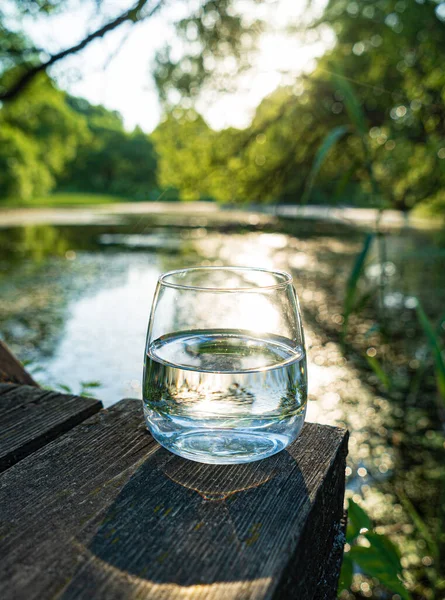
[415,300,445,401]
[301,125,349,205]
[343,233,374,337]
[396,484,439,562]
[365,354,392,391]
[56,383,72,393]
[331,69,367,137]
[81,380,102,388]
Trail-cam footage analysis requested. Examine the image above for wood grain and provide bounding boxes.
[0,384,102,472]
[0,399,348,600]
[312,513,347,600]
[0,341,39,386]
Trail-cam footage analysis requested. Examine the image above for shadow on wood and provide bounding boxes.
[61,449,309,598]
[60,430,346,599]
[0,400,347,600]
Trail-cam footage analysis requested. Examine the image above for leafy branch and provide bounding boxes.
[0,0,162,102]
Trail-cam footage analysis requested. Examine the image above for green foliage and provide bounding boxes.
[60,96,158,199]
[52,380,102,399]
[19,193,131,207]
[314,0,445,210]
[412,189,445,219]
[152,111,215,201]
[397,485,440,567]
[0,75,90,200]
[365,354,392,391]
[343,233,374,338]
[331,70,367,139]
[151,0,445,211]
[340,499,412,599]
[301,125,349,205]
[2,0,445,211]
[415,300,445,403]
[79,380,102,398]
[0,81,158,202]
[153,0,261,104]
[346,498,373,541]
[0,124,51,199]
[349,534,411,600]
[338,554,353,592]
[56,384,72,394]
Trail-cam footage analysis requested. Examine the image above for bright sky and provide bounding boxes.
[17,0,331,132]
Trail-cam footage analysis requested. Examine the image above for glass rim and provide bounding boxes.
[158,266,293,292]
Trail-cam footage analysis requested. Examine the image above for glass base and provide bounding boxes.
[144,407,306,464]
[152,429,288,464]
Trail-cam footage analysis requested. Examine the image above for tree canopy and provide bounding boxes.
[0,75,158,200]
[1,0,445,211]
[153,0,445,210]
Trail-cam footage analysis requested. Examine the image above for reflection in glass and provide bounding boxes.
[143,267,307,464]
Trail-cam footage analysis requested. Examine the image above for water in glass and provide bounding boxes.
[142,267,307,464]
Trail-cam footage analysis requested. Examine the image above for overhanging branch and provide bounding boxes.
[0,0,162,102]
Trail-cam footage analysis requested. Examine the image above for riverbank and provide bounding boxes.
[0,201,441,230]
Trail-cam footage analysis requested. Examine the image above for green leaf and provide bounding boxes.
[396,485,439,562]
[335,163,358,200]
[353,289,377,315]
[80,380,102,388]
[349,533,411,599]
[57,383,72,393]
[416,300,445,401]
[301,125,350,205]
[365,532,402,570]
[366,354,392,391]
[338,554,353,592]
[331,69,367,137]
[343,234,374,337]
[346,499,373,542]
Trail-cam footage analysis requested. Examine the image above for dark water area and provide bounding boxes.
[1,211,444,598]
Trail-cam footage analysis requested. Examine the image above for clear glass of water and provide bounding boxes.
[142,266,307,464]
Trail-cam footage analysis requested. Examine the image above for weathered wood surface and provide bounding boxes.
[0,341,39,386]
[0,398,348,600]
[313,513,347,600]
[0,384,102,473]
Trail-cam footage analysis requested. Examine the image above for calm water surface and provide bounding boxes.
[1,213,443,406]
[1,210,444,596]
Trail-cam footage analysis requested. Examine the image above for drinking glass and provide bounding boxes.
[142,266,307,464]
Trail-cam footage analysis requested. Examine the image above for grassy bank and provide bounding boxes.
[6,193,133,208]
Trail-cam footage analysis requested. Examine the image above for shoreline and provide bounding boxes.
[0,201,441,231]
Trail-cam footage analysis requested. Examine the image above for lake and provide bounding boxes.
[1,206,444,597]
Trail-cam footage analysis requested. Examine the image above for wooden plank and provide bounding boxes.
[0,400,348,600]
[313,513,347,600]
[0,341,39,386]
[0,384,102,473]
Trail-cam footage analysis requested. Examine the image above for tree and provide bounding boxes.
[0,75,90,200]
[152,111,215,201]
[2,0,445,210]
[311,0,445,210]
[0,124,51,200]
[0,0,261,104]
[152,0,445,210]
[60,98,158,199]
